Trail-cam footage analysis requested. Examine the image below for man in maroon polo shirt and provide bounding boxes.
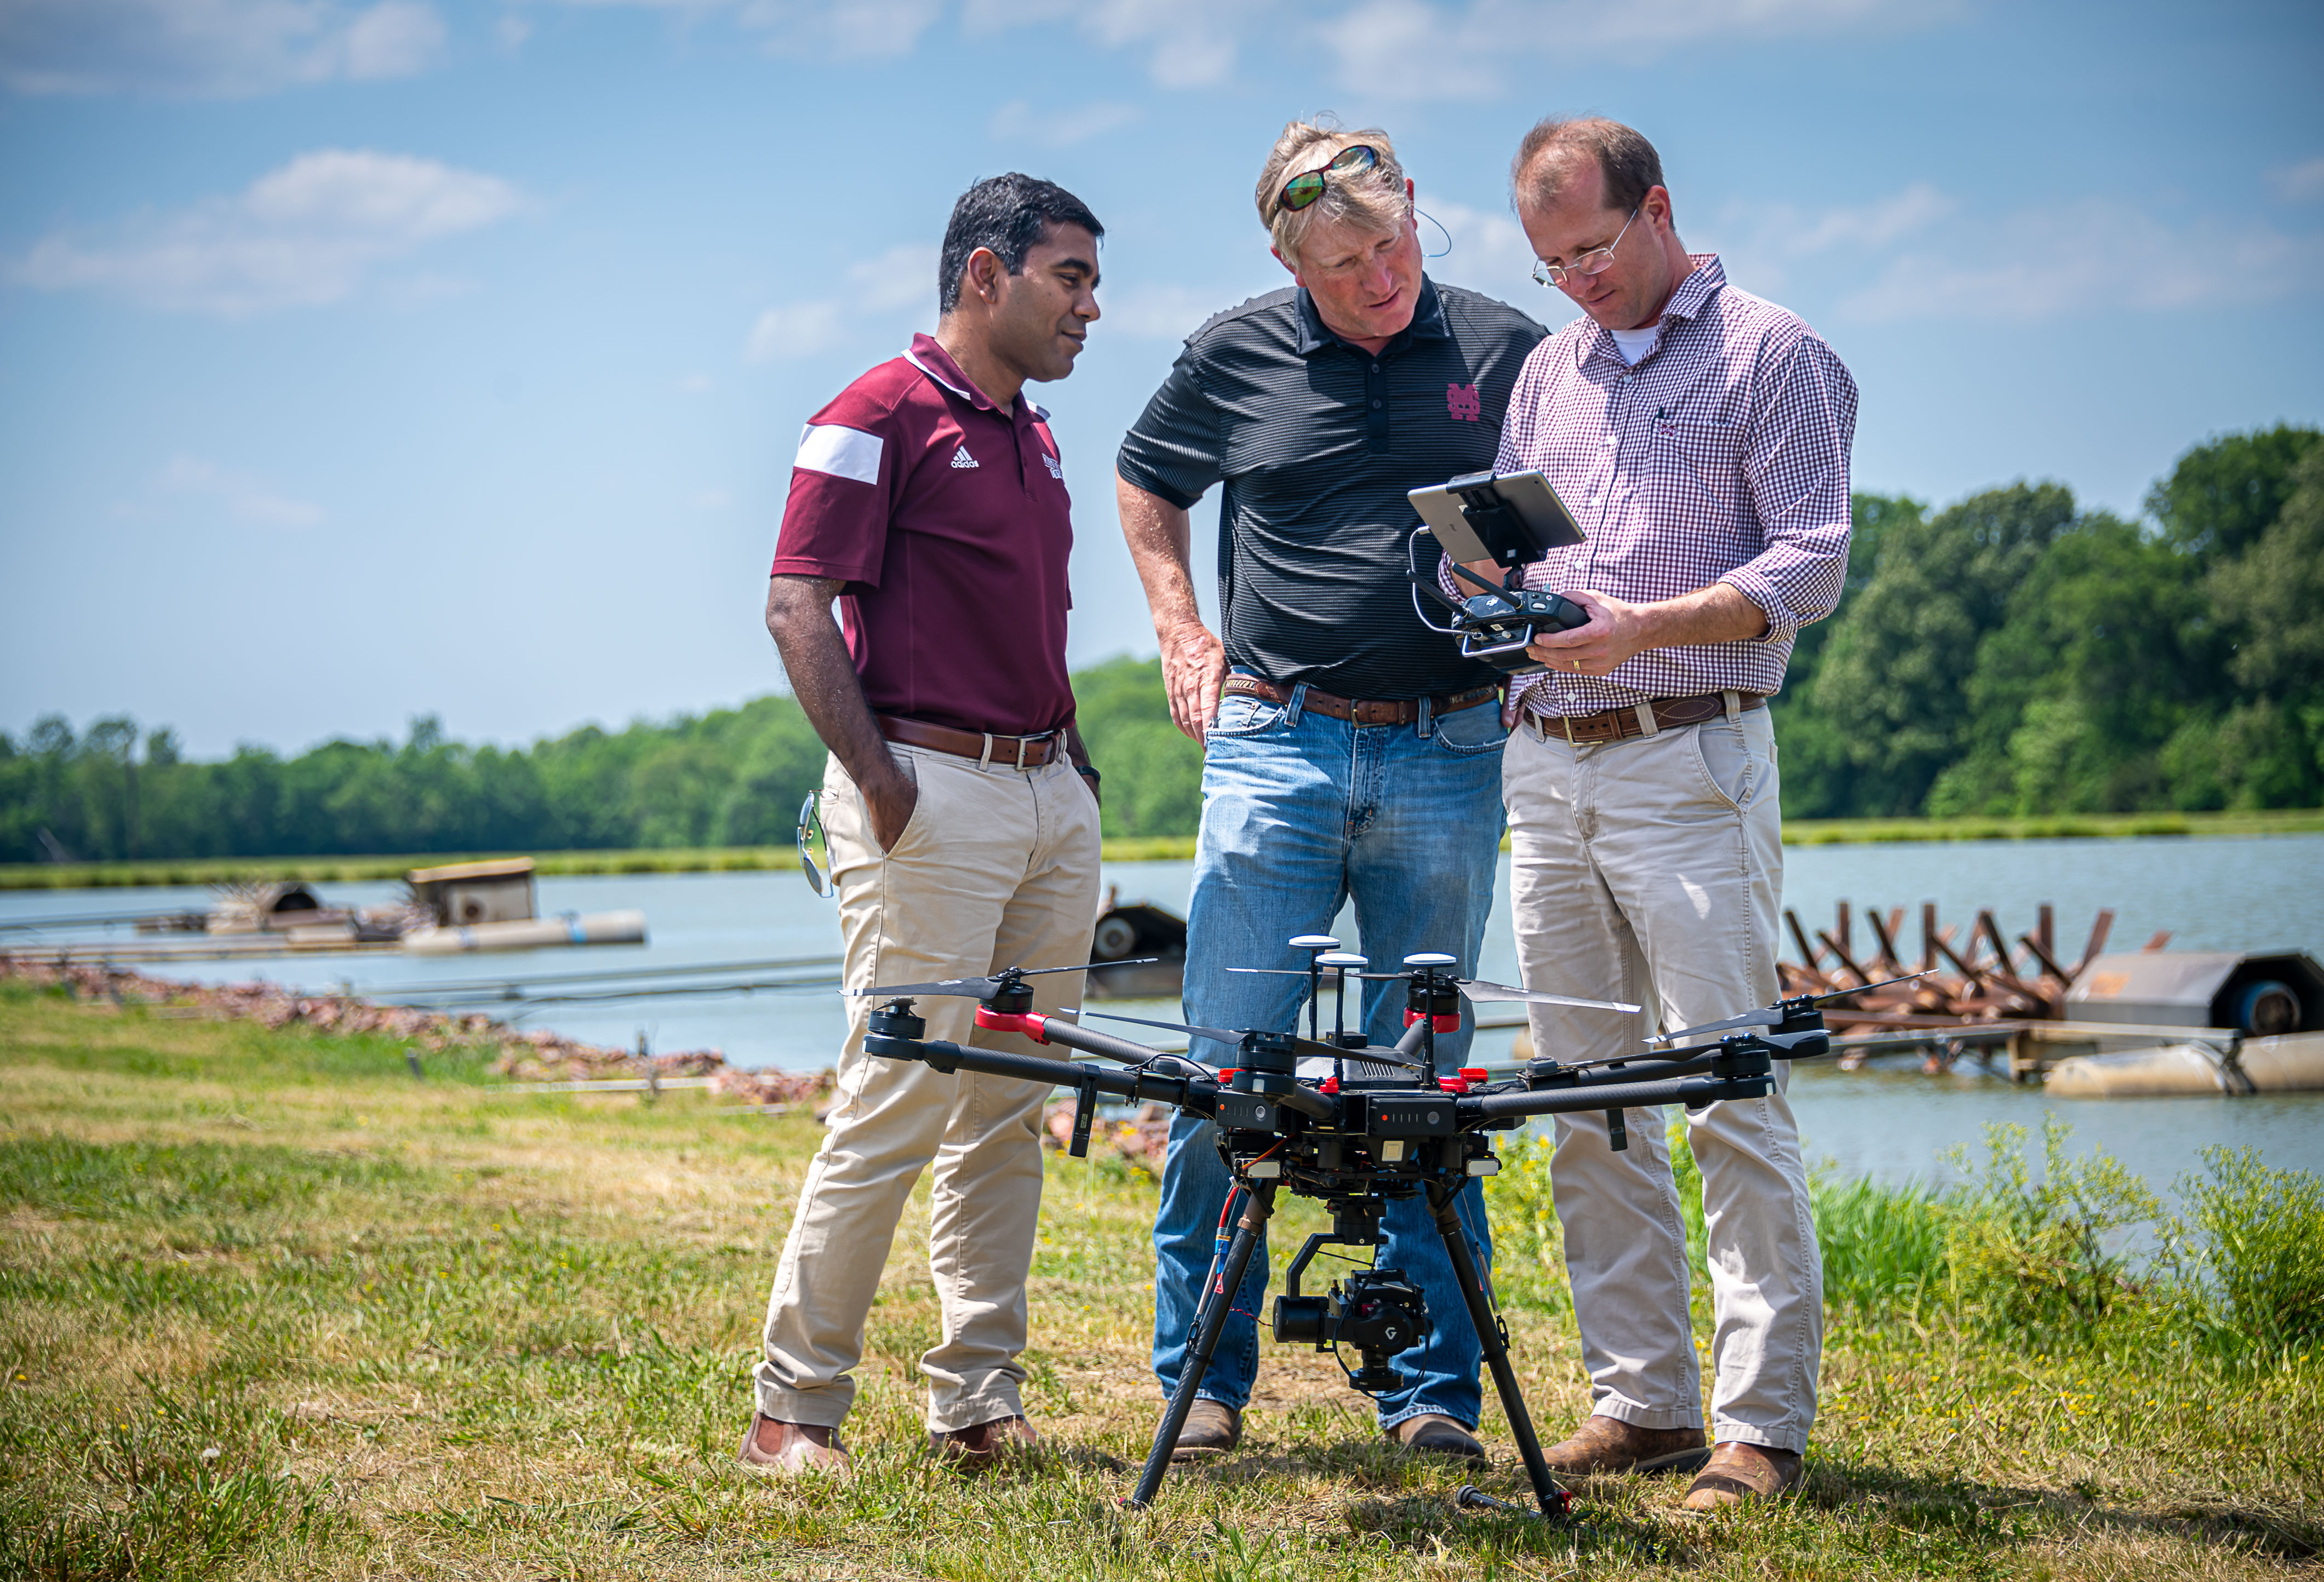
[741,174,1104,1478]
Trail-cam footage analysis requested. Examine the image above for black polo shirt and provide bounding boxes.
[1117,277,1547,701]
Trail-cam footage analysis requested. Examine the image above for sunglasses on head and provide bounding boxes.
[1278,145,1379,214]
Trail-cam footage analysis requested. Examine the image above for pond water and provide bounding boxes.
[5,834,2320,1193]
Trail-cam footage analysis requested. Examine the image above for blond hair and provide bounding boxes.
[1254,119,1410,266]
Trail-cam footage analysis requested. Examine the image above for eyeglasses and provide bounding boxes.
[1279,144,1379,214]
[1531,205,1640,288]
[797,791,834,899]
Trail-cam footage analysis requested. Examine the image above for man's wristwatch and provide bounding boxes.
[1075,765,1101,787]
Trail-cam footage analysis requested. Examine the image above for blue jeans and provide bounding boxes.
[1150,682,1508,1431]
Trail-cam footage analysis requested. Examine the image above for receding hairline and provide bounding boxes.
[1509,115,1665,219]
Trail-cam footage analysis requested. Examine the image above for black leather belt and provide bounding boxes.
[877,715,1063,767]
[1524,690,1765,746]
[1222,675,1501,727]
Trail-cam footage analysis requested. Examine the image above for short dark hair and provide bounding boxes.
[1511,116,1664,216]
[937,174,1103,316]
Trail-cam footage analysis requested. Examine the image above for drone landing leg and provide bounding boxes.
[1426,1179,1569,1520]
[1128,1180,1278,1509]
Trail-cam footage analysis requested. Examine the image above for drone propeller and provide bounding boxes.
[1081,1010,1249,1046]
[1456,978,1641,1015]
[851,959,1155,1001]
[1644,972,1933,1045]
[1080,1011,1424,1074]
[1646,1007,1780,1044]
[1232,966,1640,1016]
[1801,970,1931,1004]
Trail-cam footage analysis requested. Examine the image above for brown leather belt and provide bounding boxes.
[1222,675,1501,727]
[877,715,1063,768]
[1524,690,1764,746]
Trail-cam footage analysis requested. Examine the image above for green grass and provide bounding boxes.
[6,807,2320,890]
[2,983,2319,1579]
[0,840,1197,891]
[1779,806,2324,845]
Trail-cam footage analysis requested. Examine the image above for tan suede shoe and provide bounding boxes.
[1681,1441,1803,1510]
[1541,1413,1709,1476]
[738,1413,852,1478]
[1167,1398,1241,1461]
[1387,1413,1488,1465]
[929,1414,1040,1472]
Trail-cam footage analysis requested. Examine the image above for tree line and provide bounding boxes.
[4,426,2317,864]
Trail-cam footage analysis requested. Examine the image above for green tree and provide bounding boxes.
[2191,444,2324,807]
[2146,424,2321,567]
[1807,483,2077,815]
[1072,655,1205,838]
[1772,491,1920,818]
[1926,514,2206,815]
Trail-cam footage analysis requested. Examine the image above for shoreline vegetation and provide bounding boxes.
[3,981,2320,1578]
[1,805,2319,891]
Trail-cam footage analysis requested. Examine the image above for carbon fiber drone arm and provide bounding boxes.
[862,1030,1220,1116]
[1457,1069,1767,1123]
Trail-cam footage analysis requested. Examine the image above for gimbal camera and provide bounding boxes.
[1405,469,1593,675]
[853,945,1910,1519]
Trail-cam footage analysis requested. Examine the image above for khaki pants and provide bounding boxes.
[754,743,1101,1432]
[1503,703,1822,1453]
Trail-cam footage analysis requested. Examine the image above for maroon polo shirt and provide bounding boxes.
[771,333,1078,739]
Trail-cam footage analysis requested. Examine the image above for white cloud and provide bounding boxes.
[531,0,943,58]
[962,0,1250,87]
[1705,181,1955,293]
[2269,156,2324,205]
[848,243,937,311]
[340,0,443,76]
[10,148,527,314]
[1321,0,1956,98]
[734,0,946,57]
[1835,197,2324,323]
[746,300,845,361]
[988,98,1141,147]
[1099,283,1243,340]
[745,243,937,361]
[162,454,325,526]
[1422,199,1539,297]
[0,0,448,96]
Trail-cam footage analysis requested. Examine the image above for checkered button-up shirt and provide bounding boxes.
[1484,255,1857,719]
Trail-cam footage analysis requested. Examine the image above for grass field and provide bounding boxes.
[3,983,2320,1580]
[4,808,2321,891]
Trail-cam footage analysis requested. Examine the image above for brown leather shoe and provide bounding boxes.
[1387,1413,1487,1465]
[1167,1398,1241,1462]
[929,1414,1040,1472]
[738,1412,852,1477]
[1542,1413,1708,1476]
[1681,1441,1803,1510]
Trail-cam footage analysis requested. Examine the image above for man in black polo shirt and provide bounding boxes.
[1116,121,1546,1464]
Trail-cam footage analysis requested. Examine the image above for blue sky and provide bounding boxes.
[2,0,2319,756]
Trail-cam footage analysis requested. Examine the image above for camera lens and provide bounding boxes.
[1273,1294,1327,1346]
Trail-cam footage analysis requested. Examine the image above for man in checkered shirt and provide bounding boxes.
[1471,117,1856,1511]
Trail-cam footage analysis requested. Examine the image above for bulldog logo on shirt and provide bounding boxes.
[1446,383,1481,422]
[1042,452,1064,480]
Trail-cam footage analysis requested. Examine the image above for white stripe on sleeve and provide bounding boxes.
[794,423,884,485]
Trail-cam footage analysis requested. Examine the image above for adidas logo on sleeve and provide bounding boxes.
[949,445,978,469]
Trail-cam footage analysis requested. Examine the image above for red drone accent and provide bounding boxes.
[1404,1010,1463,1034]
[972,1007,1050,1043]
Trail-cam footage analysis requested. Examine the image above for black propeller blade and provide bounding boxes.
[851,959,1155,1000]
[1081,1012,1422,1073]
[1457,978,1641,1014]
[1081,1010,1249,1046]
[1647,1008,1779,1044]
